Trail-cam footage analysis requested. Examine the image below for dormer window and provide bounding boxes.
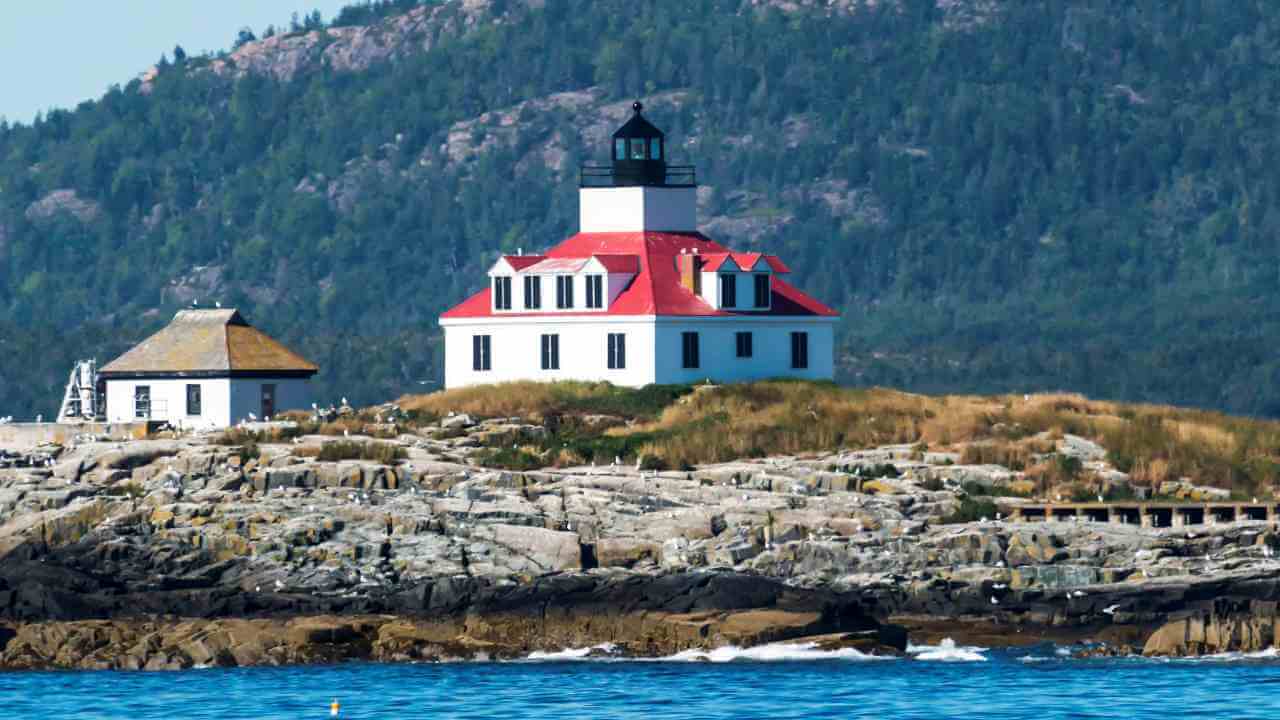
[556,276,574,309]
[754,274,770,308]
[586,275,604,309]
[493,276,512,310]
[524,276,541,309]
[719,274,737,308]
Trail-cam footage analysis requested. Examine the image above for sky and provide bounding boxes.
[0,1,356,124]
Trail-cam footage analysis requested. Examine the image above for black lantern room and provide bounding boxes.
[580,101,695,188]
[612,101,666,186]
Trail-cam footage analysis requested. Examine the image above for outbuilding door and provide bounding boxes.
[261,383,276,420]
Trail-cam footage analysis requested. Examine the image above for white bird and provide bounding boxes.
[342,397,348,406]
[993,583,1007,589]
[1071,590,1086,598]
[995,560,1005,568]
[1264,545,1274,558]
[1097,495,1104,503]
[248,413,257,421]
[1103,604,1121,615]
[990,596,999,605]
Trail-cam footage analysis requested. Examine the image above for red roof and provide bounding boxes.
[700,252,790,274]
[441,232,838,320]
[498,255,545,271]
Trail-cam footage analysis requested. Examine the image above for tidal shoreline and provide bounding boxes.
[2,414,1279,670]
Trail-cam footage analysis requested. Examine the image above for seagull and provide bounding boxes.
[248,412,257,421]
[1071,590,1086,598]
[990,596,999,605]
[1097,495,1104,503]
[1103,604,1121,615]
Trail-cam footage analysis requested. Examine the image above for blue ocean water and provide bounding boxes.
[4,641,1280,720]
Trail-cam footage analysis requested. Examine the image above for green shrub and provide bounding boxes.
[942,497,1000,524]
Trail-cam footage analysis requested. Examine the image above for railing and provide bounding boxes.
[579,165,697,188]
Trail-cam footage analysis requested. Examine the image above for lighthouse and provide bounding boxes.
[438,101,838,388]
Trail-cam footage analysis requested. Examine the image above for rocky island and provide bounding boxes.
[2,382,1278,670]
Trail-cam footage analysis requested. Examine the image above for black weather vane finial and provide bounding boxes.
[632,100,643,113]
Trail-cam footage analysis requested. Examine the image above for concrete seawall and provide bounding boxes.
[999,500,1280,528]
[0,422,150,450]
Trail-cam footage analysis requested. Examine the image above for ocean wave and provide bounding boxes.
[906,638,988,662]
[525,643,619,661]
[659,642,893,663]
[1177,647,1280,663]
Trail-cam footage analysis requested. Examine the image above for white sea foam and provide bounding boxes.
[525,643,618,661]
[907,638,988,662]
[1017,655,1053,663]
[1179,647,1280,662]
[659,642,892,663]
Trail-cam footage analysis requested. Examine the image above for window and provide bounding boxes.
[630,138,646,160]
[615,138,626,160]
[261,384,276,419]
[493,276,512,310]
[541,334,560,370]
[556,276,574,309]
[524,276,541,309]
[736,331,753,358]
[791,332,809,369]
[719,274,737,308]
[754,274,771,308]
[607,333,626,369]
[681,331,700,369]
[586,275,604,309]
[472,335,491,371]
[650,137,662,160]
[186,384,202,416]
[133,385,151,419]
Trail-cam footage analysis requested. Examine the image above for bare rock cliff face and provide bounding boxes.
[142,0,543,90]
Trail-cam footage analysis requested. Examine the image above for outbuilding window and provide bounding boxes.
[735,331,753,358]
[681,332,700,369]
[134,386,151,419]
[541,334,560,370]
[186,384,202,416]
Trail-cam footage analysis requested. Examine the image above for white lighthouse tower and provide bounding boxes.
[439,101,838,388]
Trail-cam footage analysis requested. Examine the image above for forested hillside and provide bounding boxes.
[3,0,1280,418]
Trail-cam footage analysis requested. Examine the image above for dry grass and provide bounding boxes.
[396,380,1280,496]
[398,381,691,422]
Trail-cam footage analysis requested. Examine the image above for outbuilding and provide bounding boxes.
[99,308,318,428]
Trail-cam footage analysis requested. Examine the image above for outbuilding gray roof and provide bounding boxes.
[100,309,318,376]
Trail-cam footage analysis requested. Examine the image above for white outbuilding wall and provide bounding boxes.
[441,316,835,388]
[104,376,312,428]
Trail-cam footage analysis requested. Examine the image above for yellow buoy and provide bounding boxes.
[330,698,340,717]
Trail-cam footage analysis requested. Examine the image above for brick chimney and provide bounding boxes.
[676,249,703,294]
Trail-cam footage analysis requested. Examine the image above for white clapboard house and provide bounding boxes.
[439,102,838,388]
[99,308,318,428]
